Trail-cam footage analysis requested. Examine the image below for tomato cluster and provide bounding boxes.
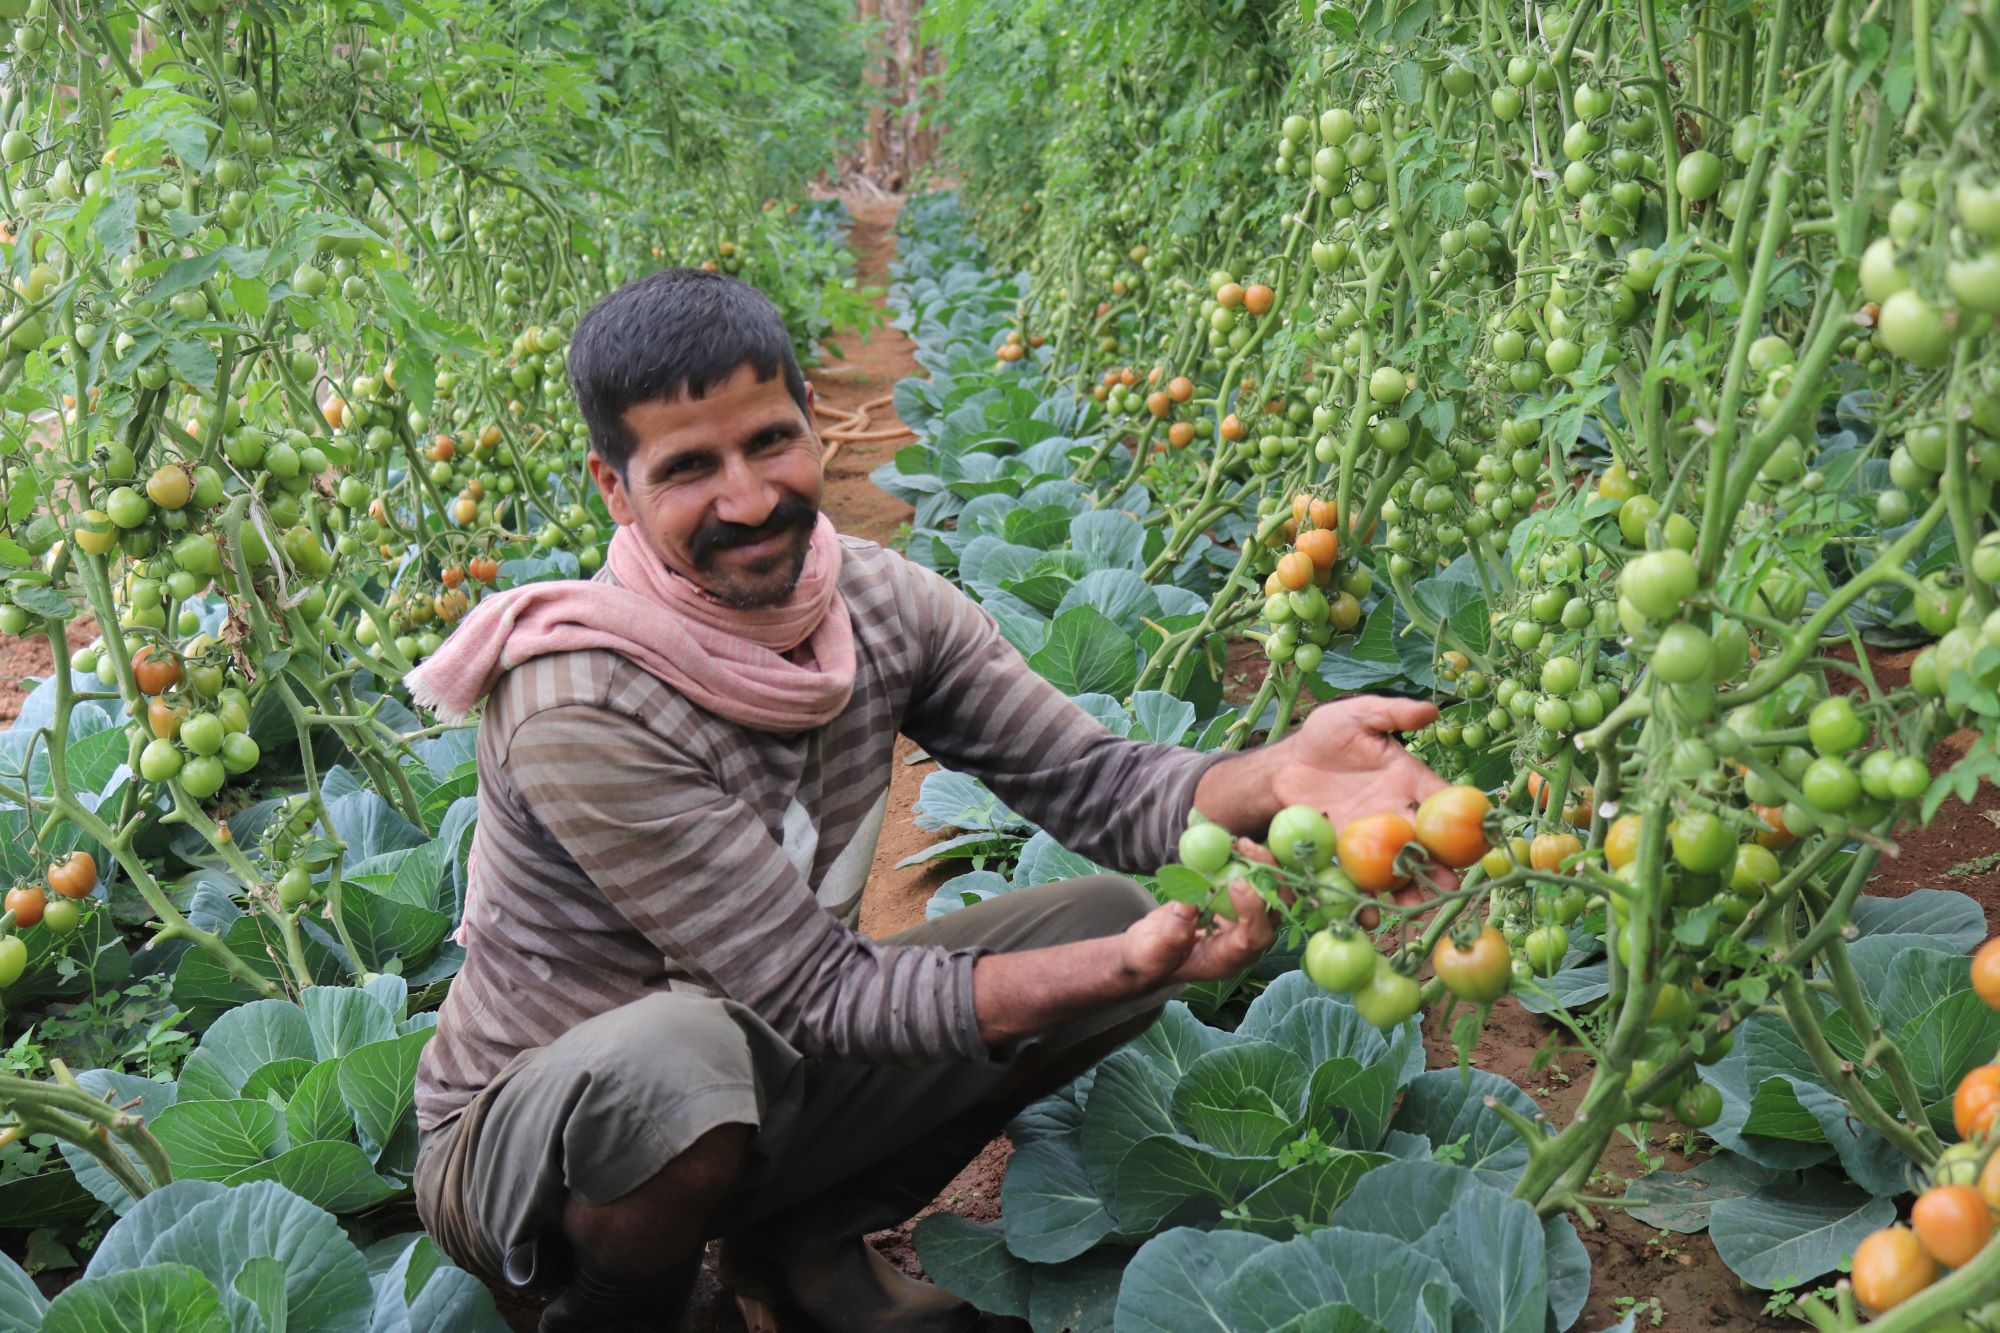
[0,851,97,990]
[1166,786,1502,1030]
[1251,492,1367,674]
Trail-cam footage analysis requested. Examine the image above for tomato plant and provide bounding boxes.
[0,0,880,1310]
[912,0,2000,1321]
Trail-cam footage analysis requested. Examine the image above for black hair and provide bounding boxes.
[566,268,809,474]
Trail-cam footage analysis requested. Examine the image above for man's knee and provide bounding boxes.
[564,993,758,1096]
[1064,873,1157,937]
[551,995,774,1206]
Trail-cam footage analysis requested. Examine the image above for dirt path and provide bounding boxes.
[805,192,957,941]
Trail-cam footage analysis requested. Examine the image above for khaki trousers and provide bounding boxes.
[413,875,1168,1287]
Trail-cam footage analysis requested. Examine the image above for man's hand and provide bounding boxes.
[1119,878,1275,985]
[1270,695,1449,828]
[1269,696,1456,905]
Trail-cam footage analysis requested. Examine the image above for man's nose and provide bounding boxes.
[711,452,777,528]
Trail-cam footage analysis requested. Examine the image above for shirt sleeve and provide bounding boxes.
[504,704,989,1066]
[895,555,1228,875]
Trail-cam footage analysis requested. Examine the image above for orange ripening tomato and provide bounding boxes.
[1167,376,1193,402]
[1146,390,1171,419]
[1973,938,2000,1011]
[1337,813,1415,894]
[1415,786,1492,869]
[1530,832,1583,872]
[1604,814,1643,870]
[1275,551,1315,591]
[1168,421,1196,448]
[1295,528,1338,570]
[1290,493,1337,530]
[1956,1065,2000,1140]
[1242,283,1275,315]
[1911,1184,1993,1268]
[1752,804,1795,849]
[1851,1225,1937,1314]
[1980,1148,2000,1211]
[46,851,96,901]
[5,883,46,929]
[1219,412,1246,442]
[131,647,183,697]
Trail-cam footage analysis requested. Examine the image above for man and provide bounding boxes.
[407,269,1448,1333]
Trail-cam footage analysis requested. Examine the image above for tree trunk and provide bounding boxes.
[852,0,933,189]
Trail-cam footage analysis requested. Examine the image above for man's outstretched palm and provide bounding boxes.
[1271,696,1455,902]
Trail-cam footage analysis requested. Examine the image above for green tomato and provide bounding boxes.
[1650,982,1696,1028]
[1368,366,1408,404]
[1732,843,1782,894]
[1973,534,2000,586]
[1620,548,1698,621]
[179,755,226,800]
[0,935,26,988]
[1541,656,1581,695]
[1675,150,1725,201]
[1352,960,1422,1029]
[180,712,226,757]
[105,486,153,529]
[1671,812,1736,875]
[1523,924,1567,976]
[1858,749,1898,800]
[1650,622,1714,685]
[1617,494,1661,546]
[1887,755,1930,802]
[1267,804,1336,870]
[276,866,313,909]
[1303,929,1378,994]
[1695,1028,1735,1065]
[1913,574,1966,636]
[1801,756,1861,812]
[139,737,184,782]
[1807,696,1868,755]
[1674,1081,1724,1129]
[1178,821,1234,876]
[219,732,261,775]
[40,898,79,936]
[1876,289,1951,368]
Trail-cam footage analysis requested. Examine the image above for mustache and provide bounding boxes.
[690,494,817,567]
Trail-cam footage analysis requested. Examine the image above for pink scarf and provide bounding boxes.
[406,515,856,732]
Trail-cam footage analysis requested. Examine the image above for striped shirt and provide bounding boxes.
[415,535,1223,1134]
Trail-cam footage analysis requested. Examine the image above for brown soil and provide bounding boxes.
[806,191,958,940]
[0,615,99,728]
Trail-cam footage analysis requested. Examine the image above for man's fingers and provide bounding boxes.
[1391,863,1457,906]
[1227,879,1276,951]
[1353,694,1439,734]
[1235,836,1279,867]
[1226,876,1266,920]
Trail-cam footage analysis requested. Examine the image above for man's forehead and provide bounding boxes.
[624,367,803,440]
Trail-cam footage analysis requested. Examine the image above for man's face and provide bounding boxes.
[587,363,825,608]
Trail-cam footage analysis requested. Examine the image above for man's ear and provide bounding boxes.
[586,452,635,526]
[803,381,822,445]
